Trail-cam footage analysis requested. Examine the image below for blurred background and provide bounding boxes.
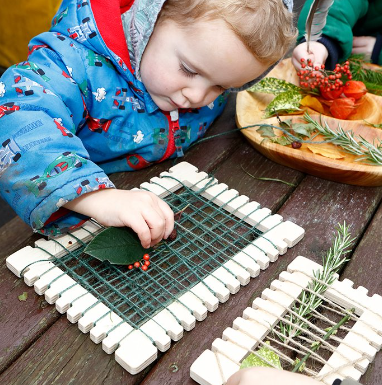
[0,0,307,228]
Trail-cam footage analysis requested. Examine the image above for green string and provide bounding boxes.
[29,176,283,350]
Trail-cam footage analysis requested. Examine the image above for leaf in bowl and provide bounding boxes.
[264,91,303,118]
[307,143,345,160]
[300,95,325,114]
[84,227,151,265]
[248,77,300,95]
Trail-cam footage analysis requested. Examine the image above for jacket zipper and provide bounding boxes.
[159,110,181,162]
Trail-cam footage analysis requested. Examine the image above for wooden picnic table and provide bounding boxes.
[1,94,382,385]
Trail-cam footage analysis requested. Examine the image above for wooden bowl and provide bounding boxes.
[237,59,382,186]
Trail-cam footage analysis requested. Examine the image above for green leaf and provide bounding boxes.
[257,125,276,138]
[291,122,316,137]
[293,358,306,373]
[279,119,292,130]
[84,227,151,265]
[18,292,28,301]
[264,91,303,119]
[271,136,293,146]
[240,341,282,370]
[364,120,382,129]
[248,77,301,95]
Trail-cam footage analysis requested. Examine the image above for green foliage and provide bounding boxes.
[18,292,28,301]
[240,341,282,370]
[279,222,354,342]
[248,77,301,95]
[349,55,382,96]
[364,120,382,129]
[292,122,316,137]
[257,125,276,138]
[304,113,382,165]
[264,91,303,118]
[84,227,151,265]
[256,119,315,147]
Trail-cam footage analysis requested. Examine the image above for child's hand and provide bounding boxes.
[292,41,329,71]
[352,36,377,61]
[64,189,174,248]
[226,367,322,385]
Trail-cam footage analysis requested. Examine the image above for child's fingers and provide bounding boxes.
[156,198,174,239]
[142,206,168,246]
[352,37,366,48]
[352,46,367,54]
[128,215,153,249]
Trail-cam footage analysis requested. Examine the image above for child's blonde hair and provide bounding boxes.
[158,0,296,67]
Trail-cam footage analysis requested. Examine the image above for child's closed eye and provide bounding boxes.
[179,62,197,78]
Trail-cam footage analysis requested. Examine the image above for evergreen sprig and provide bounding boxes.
[349,55,382,96]
[304,113,382,165]
[279,222,355,341]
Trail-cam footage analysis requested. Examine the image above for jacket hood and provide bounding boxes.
[121,0,166,81]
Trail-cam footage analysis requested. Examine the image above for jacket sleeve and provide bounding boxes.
[0,33,115,236]
[297,0,369,63]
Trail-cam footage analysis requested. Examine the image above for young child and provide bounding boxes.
[0,0,295,247]
[226,367,361,385]
[292,0,382,71]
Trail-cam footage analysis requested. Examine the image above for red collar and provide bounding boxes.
[91,0,134,72]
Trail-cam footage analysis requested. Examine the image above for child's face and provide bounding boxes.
[140,18,269,111]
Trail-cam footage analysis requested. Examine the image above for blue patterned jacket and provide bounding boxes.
[0,0,293,235]
[0,0,230,235]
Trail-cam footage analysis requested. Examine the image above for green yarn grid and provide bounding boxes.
[35,175,272,341]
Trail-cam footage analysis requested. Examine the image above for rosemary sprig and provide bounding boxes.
[279,222,355,341]
[304,112,382,165]
[291,308,354,373]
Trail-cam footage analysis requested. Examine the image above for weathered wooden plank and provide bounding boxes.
[213,142,304,212]
[0,317,139,385]
[0,217,58,374]
[340,203,382,385]
[0,197,16,228]
[0,216,32,260]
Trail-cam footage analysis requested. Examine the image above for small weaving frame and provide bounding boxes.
[190,255,382,385]
[6,162,305,374]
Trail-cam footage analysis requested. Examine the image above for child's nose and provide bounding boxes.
[182,85,218,107]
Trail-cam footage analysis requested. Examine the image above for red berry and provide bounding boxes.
[128,265,133,270]
[143,254,150,261]
[167,228,177,242]
[291,141,302,149]
[134,261,140,268]
[144,261,150,266]
[319,85,344,100]
[141,265,148,271]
